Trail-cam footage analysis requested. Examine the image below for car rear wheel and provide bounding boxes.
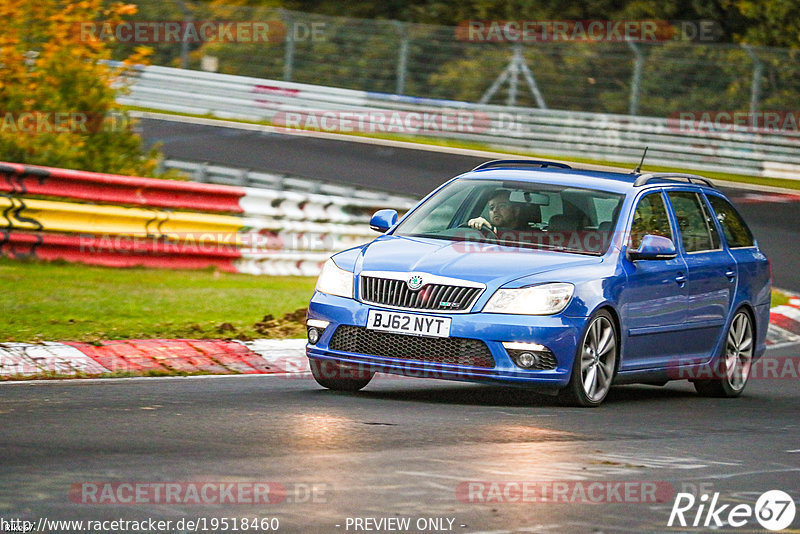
[559,310,617,407]
[694,310,753,398]
[309,358,374,392]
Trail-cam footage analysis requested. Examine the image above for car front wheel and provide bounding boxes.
[559,310,618,407]
[694,310,754,398]
[309,358,374,392]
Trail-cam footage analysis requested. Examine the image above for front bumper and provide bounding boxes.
[306,291,587,388]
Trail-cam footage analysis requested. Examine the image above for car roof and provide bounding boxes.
[460,161,716,195]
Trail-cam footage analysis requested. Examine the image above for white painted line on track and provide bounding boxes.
[0,371,301,386]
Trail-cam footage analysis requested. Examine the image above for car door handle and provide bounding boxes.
[725,269,736,281]
[675,273,687,284]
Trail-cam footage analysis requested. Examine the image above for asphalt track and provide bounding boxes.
[139,118,800,291]
[1,343,799,533]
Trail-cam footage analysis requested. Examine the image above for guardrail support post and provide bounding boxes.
[627,41,644,116]
[283,11,295,82]
[743,45,763,115]
[197,162,208,183]
[238,168,250,187]
[394,22,409,95]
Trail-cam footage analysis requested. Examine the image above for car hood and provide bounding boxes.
[346,235,604,288]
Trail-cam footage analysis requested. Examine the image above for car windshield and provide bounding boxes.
[393,178,625,255]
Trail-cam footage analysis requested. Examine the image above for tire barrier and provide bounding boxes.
[1,231,240,271]
[0,161,244,213]
[0,196,244,237]
[0,160,416,275]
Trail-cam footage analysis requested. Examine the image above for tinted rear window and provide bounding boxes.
[707,195,755,248]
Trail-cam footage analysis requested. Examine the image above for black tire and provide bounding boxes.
[694,309,754,398]
[309,358,374,392]
[559,310,618,407]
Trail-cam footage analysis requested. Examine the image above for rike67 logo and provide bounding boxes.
[668,490,796,531]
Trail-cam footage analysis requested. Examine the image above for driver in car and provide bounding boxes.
[467,189,526,233]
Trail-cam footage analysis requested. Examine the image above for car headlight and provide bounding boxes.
[483,282,574,315]
[315,258,354,298]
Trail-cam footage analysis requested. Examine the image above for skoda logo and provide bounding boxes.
[407,274,424,291]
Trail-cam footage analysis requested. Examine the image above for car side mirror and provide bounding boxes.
[369,209,398,233]
[628,234,677,261]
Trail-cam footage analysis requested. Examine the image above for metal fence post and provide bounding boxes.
[174,0,192,69]
[507,44,522,106]
[627,41,644,116]
[394,22,409,95]
[283,11,295,82]
[743,45,763,115]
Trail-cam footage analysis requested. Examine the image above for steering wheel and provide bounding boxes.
[458,222,498,239]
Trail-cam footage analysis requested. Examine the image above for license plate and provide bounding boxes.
[366,310,451,338]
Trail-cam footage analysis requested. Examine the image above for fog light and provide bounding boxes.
[517,352,538,368]
[502,341,558,371]
[306,319,329,345]
[307,327,320,345]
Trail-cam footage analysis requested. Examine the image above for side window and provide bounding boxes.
[667,191,721,253]
[630,193,673,249]
[707,195,755,248]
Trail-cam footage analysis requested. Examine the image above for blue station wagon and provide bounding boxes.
[305,160,771,406]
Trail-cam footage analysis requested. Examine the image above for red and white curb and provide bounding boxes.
[769,296,800,347]
[2,298,799,380]
[0,338,308,379]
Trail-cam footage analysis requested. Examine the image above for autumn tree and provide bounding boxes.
[0,0,163,175]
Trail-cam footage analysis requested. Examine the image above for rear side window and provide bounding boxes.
[707,195,755,248]
[630,192,673,249]
[667,191,721,253]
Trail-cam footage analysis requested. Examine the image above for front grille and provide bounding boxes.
[360,276,482,312]
[329,326,495,368]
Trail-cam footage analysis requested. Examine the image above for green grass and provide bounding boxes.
[128,106,800,192]
[771,288,792,308]
[0,257,792,344]
[0,258,315,343]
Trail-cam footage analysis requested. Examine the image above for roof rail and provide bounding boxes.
[634,172,714,188]
[472,159,572,171]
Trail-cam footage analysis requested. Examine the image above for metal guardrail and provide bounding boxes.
[120,64,800,181]
[162,159,417,207]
